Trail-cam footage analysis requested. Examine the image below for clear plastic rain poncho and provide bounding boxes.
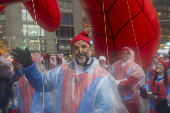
[22,56,129,113]
[108,48,146,112]
[12,53,53,113]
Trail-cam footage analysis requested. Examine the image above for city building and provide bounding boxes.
[153,0,170,49]
[0,0,89,58]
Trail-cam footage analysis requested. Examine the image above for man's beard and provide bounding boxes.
[73,51,91,65]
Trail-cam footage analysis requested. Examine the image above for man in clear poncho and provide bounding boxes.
[12,53,53,113]
[108,47,145,113]
[12,31,128,113]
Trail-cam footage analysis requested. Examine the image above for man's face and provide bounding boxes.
[72,40,92,66]
[152,57,158,63]
[51,57,56,62]
[44,59,49,64]
[99,60,106,67]
[57,59,62,65]
[121,51,130,62]
[159,57,164,61]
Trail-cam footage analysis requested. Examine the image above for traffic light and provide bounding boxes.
[22,44,26,50]
[55,38,57,44]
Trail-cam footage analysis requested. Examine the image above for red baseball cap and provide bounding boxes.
[121,47,130,54]
[44,53,50,60]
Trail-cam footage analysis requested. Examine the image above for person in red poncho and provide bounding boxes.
[109,47,145,113]
[43,53,55,70]
[146,54,158,83]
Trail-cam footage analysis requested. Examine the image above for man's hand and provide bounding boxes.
[12,47,32,68]
[156,97,170,113]
[139,87,148,99]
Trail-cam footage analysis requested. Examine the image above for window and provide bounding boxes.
[56,26,74,38]
[57,40,71,51]
[0,11,5,21]
[164,13,167,18]
[168,13,170,18]
[58,0,73,10]
[61,13,73,24]
[23,24,45,37]
[163,5,167,10]
[168,6,170,11]
[29,39,46,51]
[22,9,34,22]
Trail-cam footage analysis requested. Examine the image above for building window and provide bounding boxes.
[56,26,74,38]
[22,9,34,22]
[58,0,73,10]
[29,39,46,51]
[61,13,73,24]
[57,40,71,51]
[23,24,45,37]
[0,11,5,21]
[168,6,170,11]
[163,5,167,10]
[164,13,167,18]
[168,13,170,18]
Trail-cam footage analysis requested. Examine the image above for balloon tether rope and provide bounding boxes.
[127,0,142,67]
[31,0,44,112]
[102,0,109,64]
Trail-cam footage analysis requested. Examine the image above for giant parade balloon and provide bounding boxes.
[0,0,61,32]
[79,0,161,70]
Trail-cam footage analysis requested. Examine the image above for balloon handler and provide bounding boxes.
[12,31,128,113]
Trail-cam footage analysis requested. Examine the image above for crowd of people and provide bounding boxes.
[0,31,170,113]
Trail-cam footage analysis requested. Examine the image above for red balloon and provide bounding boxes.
[0,6,5,13]
[0,0,61,32]
[79,0,161,70]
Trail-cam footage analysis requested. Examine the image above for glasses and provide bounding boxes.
[121,52,130,55]
[156,63,163,67]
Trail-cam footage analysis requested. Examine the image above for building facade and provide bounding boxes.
[0,0,87,57]
[153,0,170,49]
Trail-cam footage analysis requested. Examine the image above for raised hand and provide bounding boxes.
[12,47,32,68]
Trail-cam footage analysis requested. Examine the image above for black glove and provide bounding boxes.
[139,87,148,99]
[12,47,32,68]
[156,97,170,113]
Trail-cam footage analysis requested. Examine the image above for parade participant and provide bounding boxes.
[158,54,164,61]
[51,55,57,64]
[12,53,53,113]
[140,60,170,113]
[0,58,14,113]
[146,54,158,83]
[99,56,110,71]
[108,47,145,113]
[12,31,128,113]
[43,53,55,70]
[52,54,66,69]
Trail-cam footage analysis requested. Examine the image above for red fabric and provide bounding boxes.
[19,76,35,113]
[120,76,139,88]
[158,60,168,71]
[44,53,50,60]
[62,64,107,113]
[120,47,130,54]
[71,31,91,47]
[12,109,20,113]
[123,95,139,113]
[152,54,158,59]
